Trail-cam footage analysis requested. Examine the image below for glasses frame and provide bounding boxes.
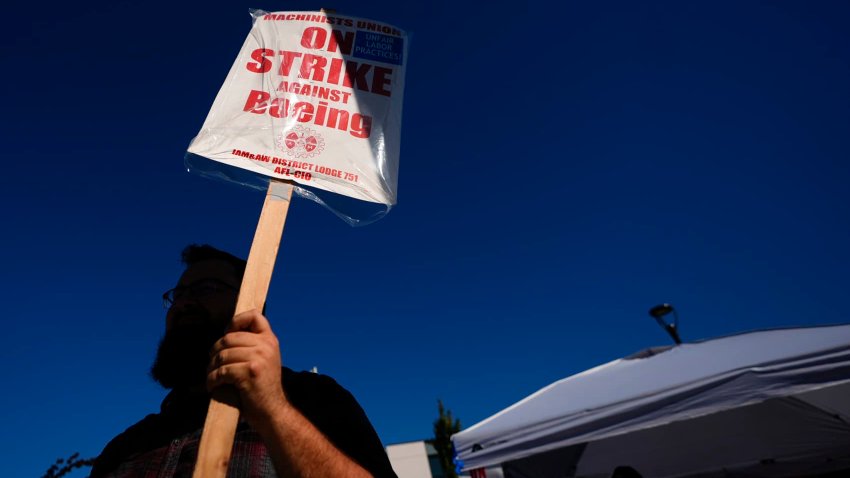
[162,278,238,309]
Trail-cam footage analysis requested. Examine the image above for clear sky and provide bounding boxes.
[2,1,849,476]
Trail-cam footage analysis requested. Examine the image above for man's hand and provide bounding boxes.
[207,309,289,426]
[207,309,372,477]
[206,309,373,477]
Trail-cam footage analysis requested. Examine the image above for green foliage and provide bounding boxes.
[40,452,94,478]
[433,399,461,478]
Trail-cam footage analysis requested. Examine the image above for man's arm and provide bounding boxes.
[207,309,374,478]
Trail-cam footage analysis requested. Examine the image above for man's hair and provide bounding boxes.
[181,244,247,279]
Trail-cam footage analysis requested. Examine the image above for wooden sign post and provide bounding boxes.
[192,180,293,478]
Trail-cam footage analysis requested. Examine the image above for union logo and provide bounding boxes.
[276,125,325,159]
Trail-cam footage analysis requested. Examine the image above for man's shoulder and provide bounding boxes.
[280,367,398,478]
[281,366,356,409]
[282,366,344,388]
[89,413,163,478]
[278,366,372,435]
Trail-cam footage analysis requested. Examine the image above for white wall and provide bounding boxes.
[386,441,433,478]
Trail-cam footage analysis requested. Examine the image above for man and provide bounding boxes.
[91,245,397,477]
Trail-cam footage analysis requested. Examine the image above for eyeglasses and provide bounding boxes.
[162,279,238,309]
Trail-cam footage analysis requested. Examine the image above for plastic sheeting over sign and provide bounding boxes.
[187,10,407,210]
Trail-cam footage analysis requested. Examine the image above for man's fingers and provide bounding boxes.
[207,347,255,372]
[206,358,275,392]
[229,309,272,333]
[208,309,285,409]
[209,331,258,356]
[207,363,250,391]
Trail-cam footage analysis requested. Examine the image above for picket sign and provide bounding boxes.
[187,7,407,475]
[192,180,294,478]
[186,9,407,206]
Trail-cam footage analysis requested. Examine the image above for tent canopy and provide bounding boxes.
[453,324,850,476]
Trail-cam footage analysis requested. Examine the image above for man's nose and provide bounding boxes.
[169,294,196,312]
[166,298,204,326]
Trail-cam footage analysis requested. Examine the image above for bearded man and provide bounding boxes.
[90,244,397,477]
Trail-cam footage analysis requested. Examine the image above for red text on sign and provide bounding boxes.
[243,90,372,139]
[246,49,393,97]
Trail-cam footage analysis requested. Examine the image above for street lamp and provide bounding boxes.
[649,303,682,345]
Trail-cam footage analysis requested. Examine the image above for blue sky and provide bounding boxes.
[2,1,849,476]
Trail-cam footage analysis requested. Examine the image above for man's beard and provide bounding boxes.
[150,320,224,390]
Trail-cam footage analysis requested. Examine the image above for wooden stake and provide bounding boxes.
[192,180,294,478]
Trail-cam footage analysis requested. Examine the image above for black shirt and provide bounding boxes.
[91,367,397,477]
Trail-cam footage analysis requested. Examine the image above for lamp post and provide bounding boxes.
[649,303,682,345]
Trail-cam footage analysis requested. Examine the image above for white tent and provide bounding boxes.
[453,324,850,478]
